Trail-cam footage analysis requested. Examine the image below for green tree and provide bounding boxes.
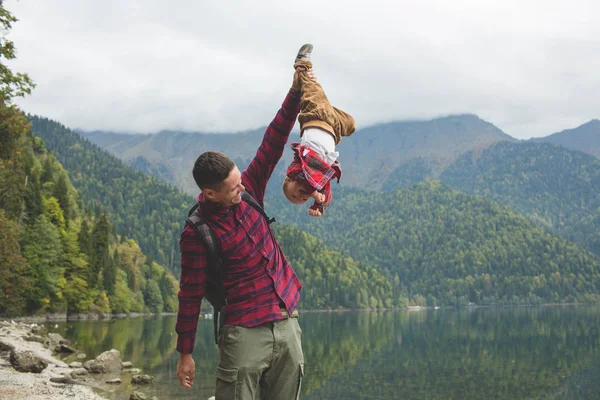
[0,0,35,102]
[91,213,111,284]
[77,219,93,260]
[54,173,71,224]
[0,210,33,316]
[144,280,164,313]
[20,215,65,312]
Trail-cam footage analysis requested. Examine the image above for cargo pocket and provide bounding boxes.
[295,363,305,400]
[216,366,238,400]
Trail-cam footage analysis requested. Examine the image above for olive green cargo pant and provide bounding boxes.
[216,314,304,400]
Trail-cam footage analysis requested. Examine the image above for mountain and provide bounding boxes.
[29,116,194,271]
[338,114,515,190]
[81,114,515,194]
[29,115,600,308]
[0,104,178,317]
[27,116,398,311]
[82,128,267,196]
[533,119,600,159]
[440,141,600,255]
[265,181,600,306]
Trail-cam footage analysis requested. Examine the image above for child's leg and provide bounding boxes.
[294,54,355,144]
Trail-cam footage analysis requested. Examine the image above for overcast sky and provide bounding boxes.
[5,0,599,139]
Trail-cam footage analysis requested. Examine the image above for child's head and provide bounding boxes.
[283,176,314,204]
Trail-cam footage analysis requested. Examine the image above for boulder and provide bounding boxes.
[84,349,122,374]
[54,344,77,354]
[130,392,148,400]
[23,335,46,344]
[77,353,87,359]
[9,350,48,373]
[122,361,133,369]
[106,378,122,384]
[71,368,88,378]
[49,376,70,384]
[132,374,154,385]
[30,325,43,334]
[0,339,15,352]
[123,368,143,374]
[47,333,65,345]
[69,361,83,368]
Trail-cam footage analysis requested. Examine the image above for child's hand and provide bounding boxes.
[311,191,325,204]
[309,208,323,217]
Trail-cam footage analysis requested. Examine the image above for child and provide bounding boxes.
[282,44,356,217]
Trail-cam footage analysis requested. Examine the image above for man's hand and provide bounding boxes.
[177,353,196,389]
[292,67,317,91]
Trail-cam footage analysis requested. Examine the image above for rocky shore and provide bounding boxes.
[0,320,157,400]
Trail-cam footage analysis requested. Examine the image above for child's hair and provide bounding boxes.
[282,177,294,202]
[282,176,308,204]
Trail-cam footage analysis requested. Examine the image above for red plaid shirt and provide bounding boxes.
[286,142,342,214]
[176,89,302,354]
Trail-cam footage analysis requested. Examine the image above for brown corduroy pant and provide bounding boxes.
[294,60,356,145]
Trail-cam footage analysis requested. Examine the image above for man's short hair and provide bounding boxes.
[192,151,235,190]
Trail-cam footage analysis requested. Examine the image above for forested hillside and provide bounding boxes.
[29,116,192,271]
[266,181,600,306]
[274,225,398,309]
[0,104,178,317]
[25,117,398,311]
[440,141,600,255]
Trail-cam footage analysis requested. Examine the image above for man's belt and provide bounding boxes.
[280,308,299,318]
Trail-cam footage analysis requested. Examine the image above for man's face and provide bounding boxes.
[206,166,245,207]
[283,177,314,204]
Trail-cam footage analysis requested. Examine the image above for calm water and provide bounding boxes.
[50,306,600,400]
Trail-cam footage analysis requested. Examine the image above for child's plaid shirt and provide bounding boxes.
[286,142,342,214]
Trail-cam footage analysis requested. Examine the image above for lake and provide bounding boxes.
[51,306,600,399]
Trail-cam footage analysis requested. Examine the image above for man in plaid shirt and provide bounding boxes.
[282,44,356,216]
[175,61,315,400]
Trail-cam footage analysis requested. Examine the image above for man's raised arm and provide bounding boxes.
[242,85,301,204]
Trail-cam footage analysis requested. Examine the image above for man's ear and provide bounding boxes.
[284,176,292,183]
[203,188,216,201]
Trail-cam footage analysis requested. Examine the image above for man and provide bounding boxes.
[176,63,314,399]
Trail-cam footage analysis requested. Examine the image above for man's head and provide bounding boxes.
[282,176,314,204]
[193,151,244,207]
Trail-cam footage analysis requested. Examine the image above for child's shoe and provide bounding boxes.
[295,43,313,64]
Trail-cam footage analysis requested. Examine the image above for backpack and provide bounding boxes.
[185,191,276,344]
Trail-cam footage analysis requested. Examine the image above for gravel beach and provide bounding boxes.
[0,320,106,400]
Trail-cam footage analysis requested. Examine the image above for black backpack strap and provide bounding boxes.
[241,191,276,225]
[185,210,224,344]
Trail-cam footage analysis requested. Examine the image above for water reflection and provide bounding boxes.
[52,306,600,399]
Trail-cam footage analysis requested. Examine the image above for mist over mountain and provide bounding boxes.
[82,114,515,194]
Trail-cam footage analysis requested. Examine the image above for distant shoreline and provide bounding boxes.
[2,302,592,324]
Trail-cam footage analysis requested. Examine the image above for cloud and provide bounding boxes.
[5,0,600,139]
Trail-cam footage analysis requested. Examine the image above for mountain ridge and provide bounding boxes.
[533,119,600,159]
[81,113,516,193]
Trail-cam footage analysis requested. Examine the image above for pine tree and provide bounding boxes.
[90,213,111,285]
[78,219,93,260]
[54,173,71,224]
[0,210,33,316]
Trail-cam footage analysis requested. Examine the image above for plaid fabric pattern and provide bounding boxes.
[286,142,341,214]
[175,90,302,354]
